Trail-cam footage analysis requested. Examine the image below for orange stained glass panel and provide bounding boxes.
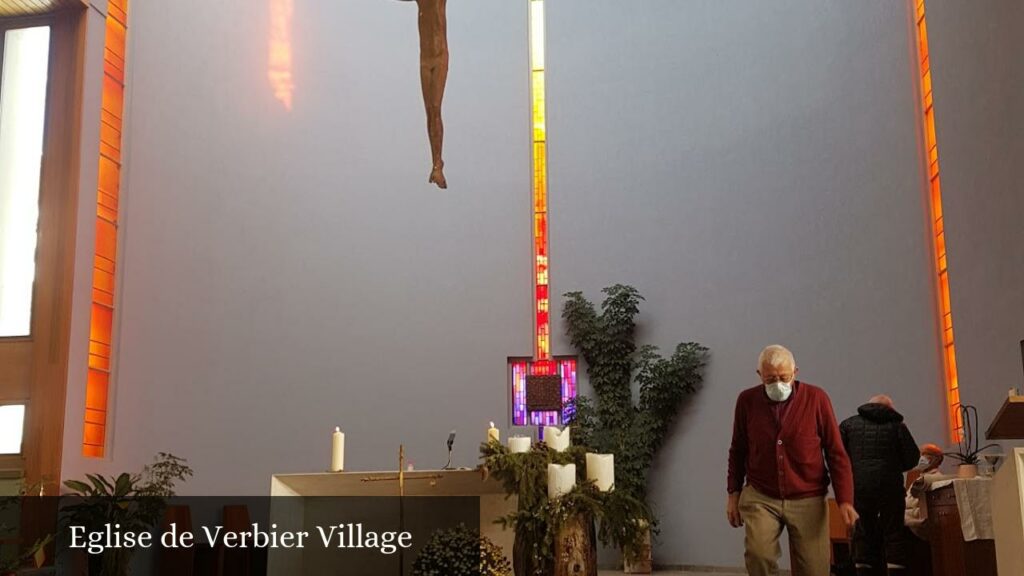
[95,219,117,262]
[930,180,942,220]
[90,303,113,345]
[86,371,109,409]
[101,74,124,121]
[82,444,104,458]
[99,127,121,162]
[97,155,120,200]
[108,0,128,25]
[83,423,106,447]
[105,17,126,64]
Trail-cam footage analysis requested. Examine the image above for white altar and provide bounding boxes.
[268,469,516,575]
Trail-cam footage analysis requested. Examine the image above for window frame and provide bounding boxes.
[0,14,57,342]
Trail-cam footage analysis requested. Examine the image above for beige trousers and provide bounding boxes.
[739,485,830,576]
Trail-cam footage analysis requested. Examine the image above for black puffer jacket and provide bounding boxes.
[839,403,920,498]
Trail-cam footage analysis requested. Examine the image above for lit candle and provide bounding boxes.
[544,426,570,452]
[509,436,531,453]
[487,421,500,443]
[547,463,576,499]
[586,453,615,492]
[331,427,345,472]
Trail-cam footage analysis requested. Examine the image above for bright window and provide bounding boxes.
[0,404,26,454]
[0,26,50,337]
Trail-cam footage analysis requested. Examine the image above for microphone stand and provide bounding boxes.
[442,442,454,470]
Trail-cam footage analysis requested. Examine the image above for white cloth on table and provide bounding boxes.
[918,475,994,541]
[952,477,994,541]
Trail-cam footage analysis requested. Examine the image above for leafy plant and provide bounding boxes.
[944,405,999,465]
[562,285,708,522]
[411,523,511,576]
[0,479,53,574]
[0,534,53,574]
[479,440,650,575]
[61,453,193,576]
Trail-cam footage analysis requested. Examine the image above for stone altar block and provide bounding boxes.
[268,469,516,575]
[992,447,1024,576]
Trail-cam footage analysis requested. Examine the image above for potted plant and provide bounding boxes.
[944,405,999,478]
[562,285,709,573]
[411,523,512,576]
[61,452,193,576]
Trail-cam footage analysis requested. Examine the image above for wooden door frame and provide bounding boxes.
[0,4,86,491]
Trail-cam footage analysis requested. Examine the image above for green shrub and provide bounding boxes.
[411,524,511,576]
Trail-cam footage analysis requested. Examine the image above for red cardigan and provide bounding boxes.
[727,381,854,505]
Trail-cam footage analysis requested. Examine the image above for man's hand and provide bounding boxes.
[839,502,859,528]
[726,493,743,528]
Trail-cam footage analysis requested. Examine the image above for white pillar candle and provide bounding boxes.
[508,436,531,453]
[544,426,570,452]
[586,453,615,492]
[487,421,500,443]
[547,463,576,499]
[331,427,345,472]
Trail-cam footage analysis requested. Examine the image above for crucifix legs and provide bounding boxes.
[414,0,448,189]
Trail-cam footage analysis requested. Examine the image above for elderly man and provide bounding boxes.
[727,345,857,576]
[840,396,921,576]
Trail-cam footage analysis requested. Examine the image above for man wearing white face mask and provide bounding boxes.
[727,345,857,576]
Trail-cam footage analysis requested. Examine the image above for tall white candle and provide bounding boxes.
[508,436,531,453]
[544,426,570,452]
[487,421,500,443]
[547,463,576,499]
[331,427,345,472]
[586,453,615,492]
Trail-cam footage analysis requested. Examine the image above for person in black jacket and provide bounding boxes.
[840,395,920,576]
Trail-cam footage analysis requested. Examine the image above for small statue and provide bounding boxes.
[399,0,449,189]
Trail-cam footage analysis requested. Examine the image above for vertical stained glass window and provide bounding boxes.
[912,0,962,443]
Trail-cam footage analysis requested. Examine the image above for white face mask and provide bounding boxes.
[915,456,933,471]
[765,381,793,402]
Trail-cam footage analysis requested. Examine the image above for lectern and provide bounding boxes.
[986,395,1024,439]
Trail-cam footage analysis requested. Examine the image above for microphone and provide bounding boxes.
[443,430,456,470]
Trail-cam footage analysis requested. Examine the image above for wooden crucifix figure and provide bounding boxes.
[399,0,449,189]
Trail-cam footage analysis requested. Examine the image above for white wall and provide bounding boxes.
[546,0,944,566]
[925,0,1024,450]
[63,0,535,486]
[58,0,1024,569]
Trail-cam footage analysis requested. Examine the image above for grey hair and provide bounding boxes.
[758,345,796,370]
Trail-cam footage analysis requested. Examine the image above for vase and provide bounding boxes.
[957,464,978,478]
[622,521,652,574]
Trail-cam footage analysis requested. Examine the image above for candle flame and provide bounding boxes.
[268,0,294,110]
